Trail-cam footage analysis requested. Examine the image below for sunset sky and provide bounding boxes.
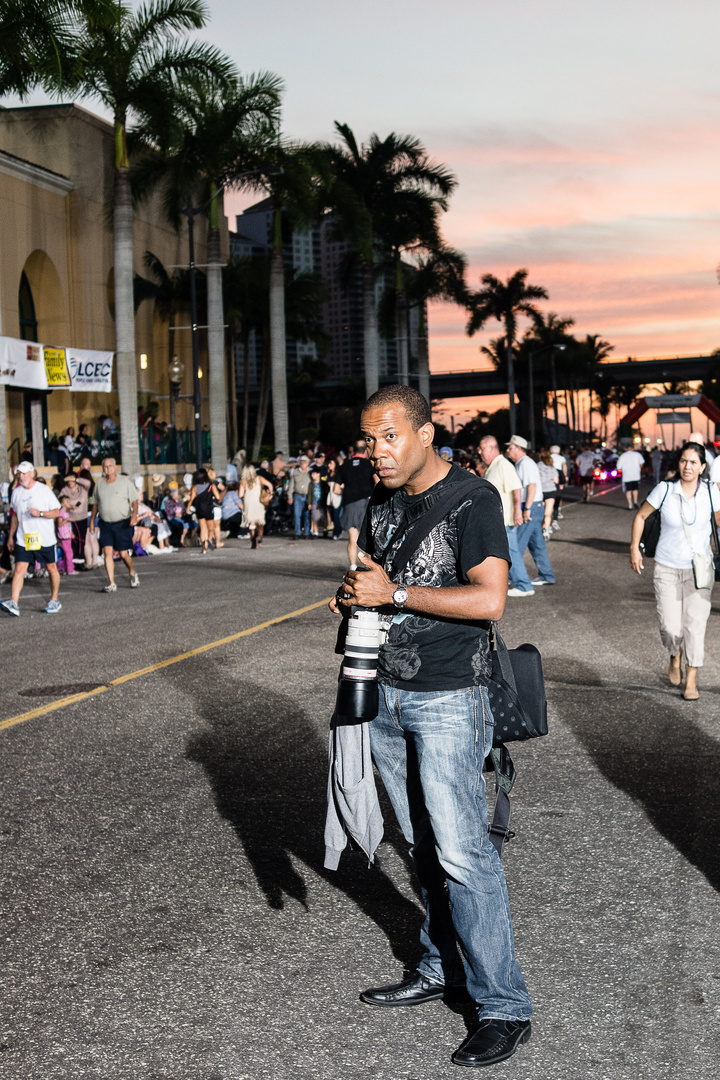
[206,0,720,429]
[12,1,720,431]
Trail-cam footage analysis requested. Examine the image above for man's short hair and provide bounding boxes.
[479,435,499,449]
[363,384,432,431]
[102,457,116,466]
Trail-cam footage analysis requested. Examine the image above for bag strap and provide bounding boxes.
[487,745,516,857]
[378,475,480,578]
[704,478,720,556]
[488,622,517,693]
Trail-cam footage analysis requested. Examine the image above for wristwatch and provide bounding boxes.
[392,585,409,609]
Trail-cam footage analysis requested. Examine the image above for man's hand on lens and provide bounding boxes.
[340,551,394,608]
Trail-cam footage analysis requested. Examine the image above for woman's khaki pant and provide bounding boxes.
[653,563,713,667]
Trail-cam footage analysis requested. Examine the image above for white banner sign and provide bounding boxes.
[0,335,48,389]
[63,347,114,393]
[657,411,692,425]
[645,394,701,408]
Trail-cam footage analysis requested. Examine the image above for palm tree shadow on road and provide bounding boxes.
[179,669,423,970]
[551,659,720,892]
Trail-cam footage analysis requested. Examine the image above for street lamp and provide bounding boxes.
[528,343,565,447]
[179,165,283,470]
[168,355,184,425]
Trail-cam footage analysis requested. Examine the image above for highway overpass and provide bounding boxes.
[428,354,718,400]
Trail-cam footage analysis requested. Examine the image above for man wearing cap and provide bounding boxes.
[439,446,453,461]
[1,463,63,616]
[506,436,555,587]
[287,456,313,538]
[90,458,140,592]
[334,441,376,564]
[480,436,535,596]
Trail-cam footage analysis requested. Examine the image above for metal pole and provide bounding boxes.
[529,350,535,449]
[186,199,203,472]
[551,354,559,440]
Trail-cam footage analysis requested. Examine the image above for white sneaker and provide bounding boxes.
[103,582,117,593]
[530,578,553,586]
[130,573,140,588]
[551,521,560,532]
[542,527,552,540]
[507,587,535,597]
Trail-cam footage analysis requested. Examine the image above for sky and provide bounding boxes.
[9,0,720,433]
[202,0,720,431]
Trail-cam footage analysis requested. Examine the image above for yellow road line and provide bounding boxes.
[0,597,332,734]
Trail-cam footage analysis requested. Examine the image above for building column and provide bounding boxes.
[0,387,8,482]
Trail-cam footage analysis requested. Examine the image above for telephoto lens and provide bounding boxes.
[335,606,388,721]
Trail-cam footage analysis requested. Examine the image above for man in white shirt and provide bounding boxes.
[616,446,645,510]
[549,444,567,526]
[480,436,535,596]
[505,435,555,585]
[1,462,62,616]
[575,445,599,502]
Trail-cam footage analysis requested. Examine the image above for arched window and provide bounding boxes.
[18,271,38,342]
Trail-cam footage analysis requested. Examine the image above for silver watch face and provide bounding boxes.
[393,586,408,606]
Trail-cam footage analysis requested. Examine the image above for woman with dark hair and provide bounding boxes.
[187,468,221,554]
[630,440,720,699]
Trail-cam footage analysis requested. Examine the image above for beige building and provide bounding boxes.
[0,103,229,477]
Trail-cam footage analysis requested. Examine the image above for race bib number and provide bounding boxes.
[25,530,41,551]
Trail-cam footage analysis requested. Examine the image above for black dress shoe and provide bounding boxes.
[360,971,454,1007]
[451,1018,531,1067]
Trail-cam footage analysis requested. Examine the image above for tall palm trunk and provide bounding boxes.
[362,260,379,397]
[269,208,290,456]
[241,330,251,450]
[114,139,140,476]
[416,300,430,402]
[252,334,271,459]
[0,388,7,478]
[395,258,409,385]
[506,338,517,436]
[225,326,238,454]
[207,189,227,475]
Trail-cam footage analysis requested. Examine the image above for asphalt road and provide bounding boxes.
[1,486,720,1080]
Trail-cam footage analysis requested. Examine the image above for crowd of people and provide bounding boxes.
[2,422,719,623]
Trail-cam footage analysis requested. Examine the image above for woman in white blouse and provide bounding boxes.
[630,441,720,699]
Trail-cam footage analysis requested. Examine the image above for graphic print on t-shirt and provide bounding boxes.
[358,466,509,692]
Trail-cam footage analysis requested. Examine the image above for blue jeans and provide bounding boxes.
[506,525,534,592]
[370,684,533,1021]
[292,494,309,536]
[515,502,555,583]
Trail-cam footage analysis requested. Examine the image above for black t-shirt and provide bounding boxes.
[357,465,509,692]
[337,456,375,504]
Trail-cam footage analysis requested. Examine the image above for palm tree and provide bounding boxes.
[132,66,282,472]
[65,0,233,475]
[578,334,613,438]
[325,123,456,396]
[0,0,95,97]
[521,312,576,438]
[466,269,548,436]
[404,245,467,401]
[245,144,329,457]
[223,255,327,457]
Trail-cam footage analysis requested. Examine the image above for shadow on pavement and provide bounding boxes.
[554,659,720,893]
[180,669,423,970]
[552,537,629,555]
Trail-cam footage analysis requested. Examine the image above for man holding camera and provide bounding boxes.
[330,385,532,1069]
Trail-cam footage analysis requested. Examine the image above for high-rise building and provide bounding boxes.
[229,199,321,394]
